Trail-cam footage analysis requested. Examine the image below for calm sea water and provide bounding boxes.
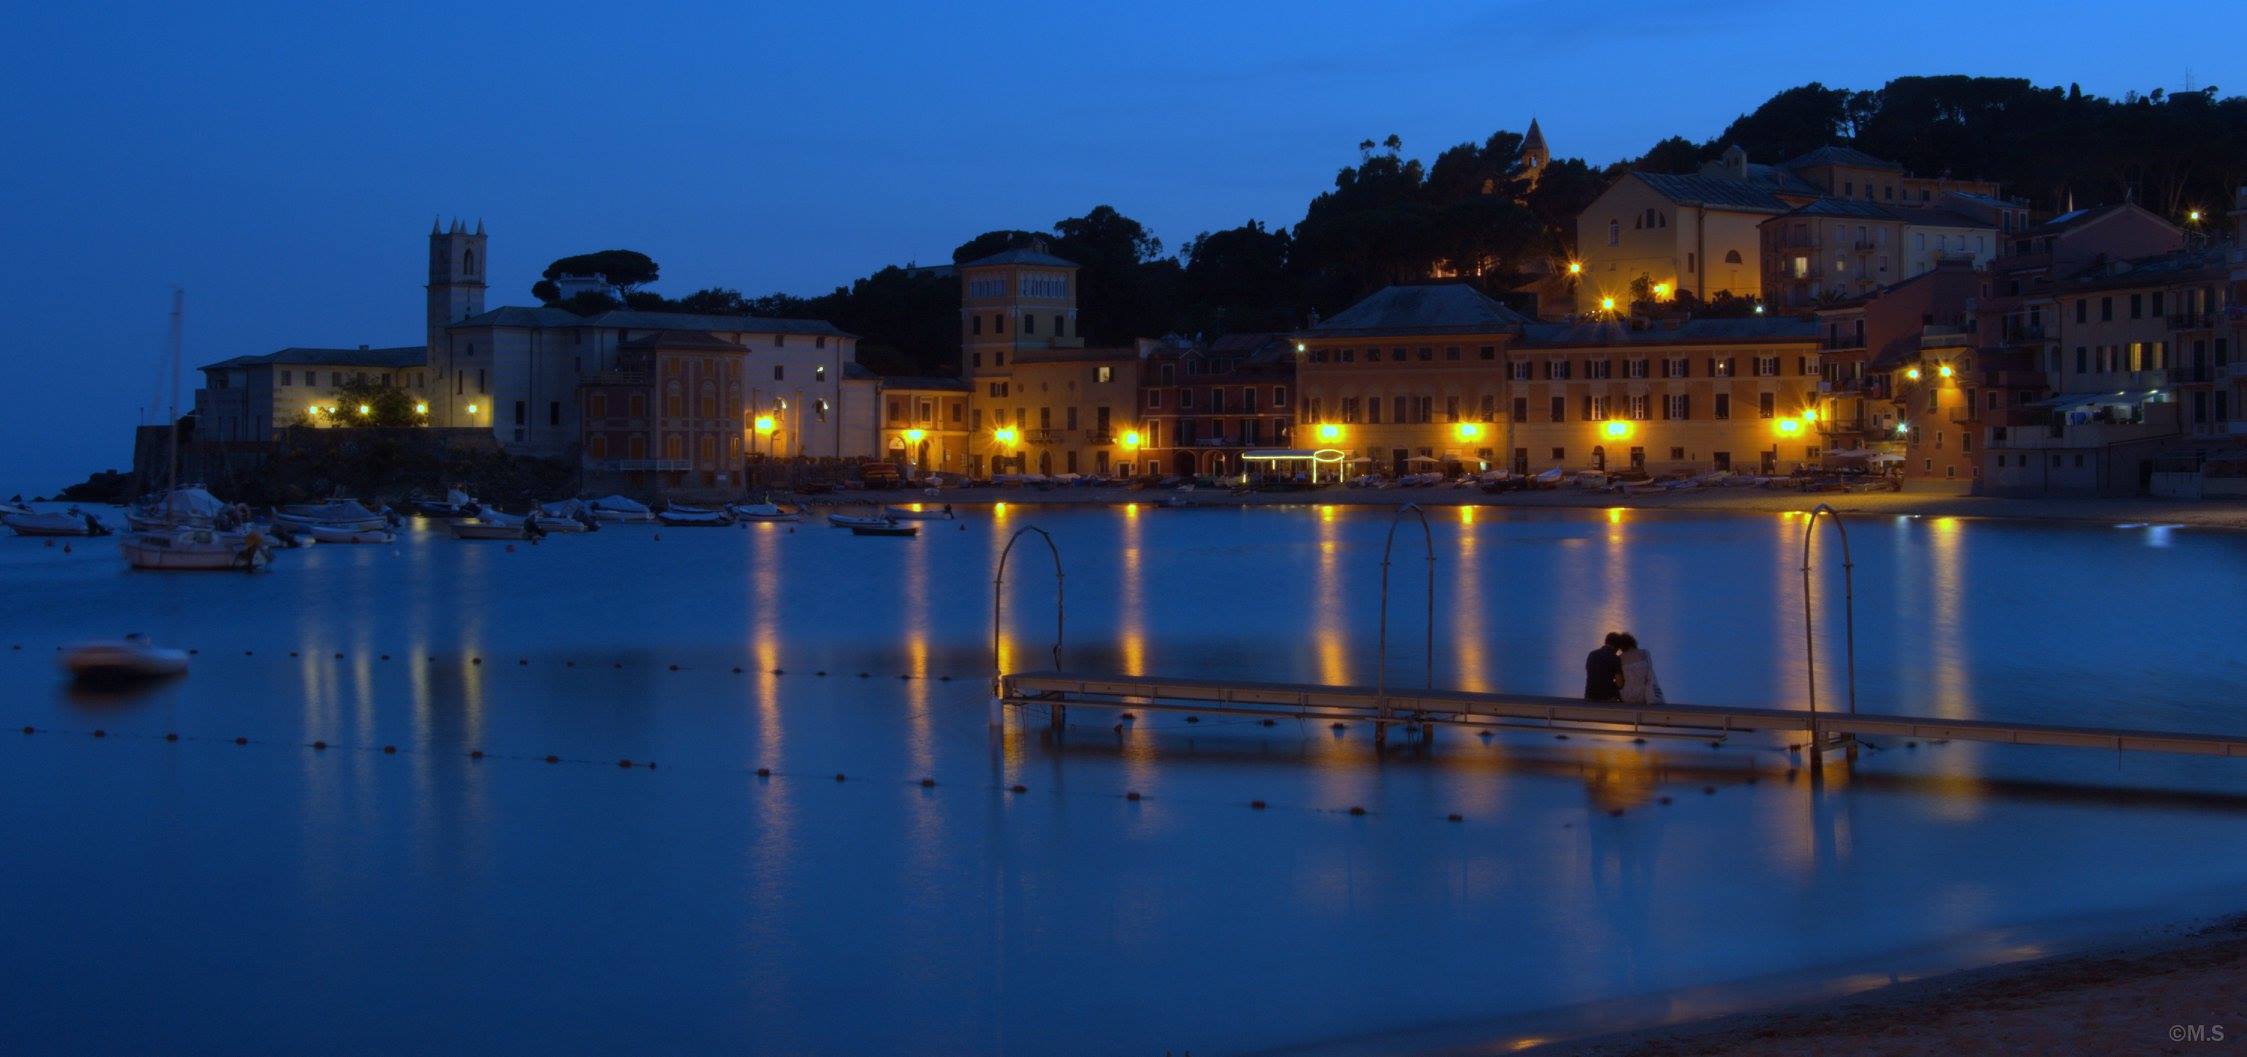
[4,504,2245,1056]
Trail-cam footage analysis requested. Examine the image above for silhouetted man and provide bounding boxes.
[1584,632,1624,701]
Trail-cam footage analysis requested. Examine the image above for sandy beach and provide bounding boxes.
[1541,916,2247,1056]
[800,481,2247,532]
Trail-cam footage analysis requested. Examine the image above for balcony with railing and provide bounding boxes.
[1999,321,2046,343]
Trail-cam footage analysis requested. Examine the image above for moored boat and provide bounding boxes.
[59,633,190,682]
[407,489,482,519]
[5,508,109,537]
[275,499,392,533]
[727,499,803,522]
[531,500,598,533]
[121,524,272,570]
[882,504,954,520]
[300,524,395,545]
[849,522,919,537]
[656,504,733,527]
[587,495,656,523]
[449,511,531,540]
[826,513,892,529]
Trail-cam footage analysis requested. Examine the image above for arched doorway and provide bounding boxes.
[1591,445,1607,471]
[1173,451,1196,477]
[1205,452,1227,477]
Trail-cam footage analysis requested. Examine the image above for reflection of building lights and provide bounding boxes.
[1601,420,1631,440]
[1316,423,1342,442]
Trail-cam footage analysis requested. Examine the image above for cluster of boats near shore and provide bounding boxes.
[3,486,958,572]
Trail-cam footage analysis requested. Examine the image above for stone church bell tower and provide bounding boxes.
[426,217,487,358]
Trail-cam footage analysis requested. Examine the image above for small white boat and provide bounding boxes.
[121,524,272,570]
[587,495,656,523]
[302,524,395,544]
[727,501,803,523]
[827,513,893,529]
[849,522,919,538]
[656,505,733,527]
[882,505,954,521]
[531,500,597,533]
[59,634,190,682]
[5,509,109,537]
[408,489,482,519]
[276,499,392,532]
[449,512,530,540]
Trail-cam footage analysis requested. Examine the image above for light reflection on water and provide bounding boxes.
[3,505,2246,1056]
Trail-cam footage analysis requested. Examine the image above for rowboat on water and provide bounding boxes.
[656,505,734,527]
[849,522,919,537]
[826,513,892,529]
[59,634,190,683]
[727,499,803,522]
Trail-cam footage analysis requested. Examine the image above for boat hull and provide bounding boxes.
[60,641,190,681]
[5,512,107,537]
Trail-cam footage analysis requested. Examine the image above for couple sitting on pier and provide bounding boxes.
[1585,632,1664,705]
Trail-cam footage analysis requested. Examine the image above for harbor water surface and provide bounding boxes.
[4,505,2246,1055]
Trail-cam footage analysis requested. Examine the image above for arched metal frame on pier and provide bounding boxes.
[993,526,1066,727]
[1799,503,1859,766]
[1375,504,1437,748]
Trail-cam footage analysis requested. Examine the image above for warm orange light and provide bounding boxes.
[1599,296,1617,312]
[1802,407,1818,423]
[1566,261,1583,275]
[1453,422,1485,441]
[1120,429,1142,449]
[1776,416,1805,436]
[902,427,926,443]
[992,426,1019,446]
[1316,423,1343,442]
[754,415,776,434]
[1905,367,1923,381]
[1651,281,1671,300]
[1601,420,1631,440]
[1937,363,1954,379]
[465,403,479,415]
[413,401,429,415]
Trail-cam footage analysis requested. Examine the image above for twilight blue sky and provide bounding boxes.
[0,1,2227,490]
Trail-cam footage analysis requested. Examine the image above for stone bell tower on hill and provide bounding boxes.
[427,217,487,357]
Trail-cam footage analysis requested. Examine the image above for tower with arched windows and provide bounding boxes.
[427,217,487,358]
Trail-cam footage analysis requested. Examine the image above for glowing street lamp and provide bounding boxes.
[356,403,372,416]
[1776,416,1805,437]
[1453,422,1485,441]
[1937,363,1955,379]
[465,403,480,415]
[414,401,429,415]
[1315,422,1343,443]
[992,425,1019,446]
[1120,429,1143,449]
[1599,295,1617,313]
[1600,420,1632,440]
[1651,281,1671,300]
[1904,366,1923,381]
[2188,209,2203,223]
[753,415,776,435]
[1802,407,1818,423]
[902,427,927,444]
[1566,260,1583,275]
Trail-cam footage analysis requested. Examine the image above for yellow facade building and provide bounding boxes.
[960,246,1144,477]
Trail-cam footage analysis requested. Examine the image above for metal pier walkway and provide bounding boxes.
[987,505,2247,767]
[999,670,2247,761]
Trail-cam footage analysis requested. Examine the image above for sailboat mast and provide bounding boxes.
[166,287,183,507]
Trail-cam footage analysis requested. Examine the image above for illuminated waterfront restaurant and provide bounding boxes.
[1295,282,1822,478]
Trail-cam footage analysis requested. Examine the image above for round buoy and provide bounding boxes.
[312,740,327,750]
[1347,805,1366,816]
[618,759,632,768]
[164,732,178,742]
[612,661,623,669]
[1260,719,1275,727]
[1709,741,1722,749]
[815,671,828,677]
[379,654,389,661]
[1702,786,1716,795]
[470,657,481,666]
[92,729,106,738]
[1249,800,1266,810]
[834,773,847,782]
[731,666,743,674]
[1120,712,1136,721]
[1184,716,1199,724]
[470,750,484,760]
[1477,730,1493,740]
[1659,796,1674,806]
[517,659,527,667]
[332,652,343,660]
[21,726,33,735]
[667,664,679,672]
[1125,791,1142,801]
[755,767,771,777]
[1555,734,1569,740]
[1009,784,1026,793]
[545,755,559,764]
[565,660,575,668]
[505,544,515,553]
[243,650,253,656]
[772,669,785,676]
[382,745,396,755]
[289,651,299,658]
[1447,813,1463,822]
[1631,737,1646,745]
[1609,808,1625,817]
[919,778,936,788]
[234,736,248,746]
[1905,740,1919,749]
[856,672,869,679]
[938,675,951,682]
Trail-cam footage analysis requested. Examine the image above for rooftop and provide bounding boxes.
[199,345,425,373]
[1520,317,1819,347]
[1781,145,1904,172]
[1632,171,1808,214]
[959,247,1080,269]
[874,374,970,391]
[1306,283,1531,337]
